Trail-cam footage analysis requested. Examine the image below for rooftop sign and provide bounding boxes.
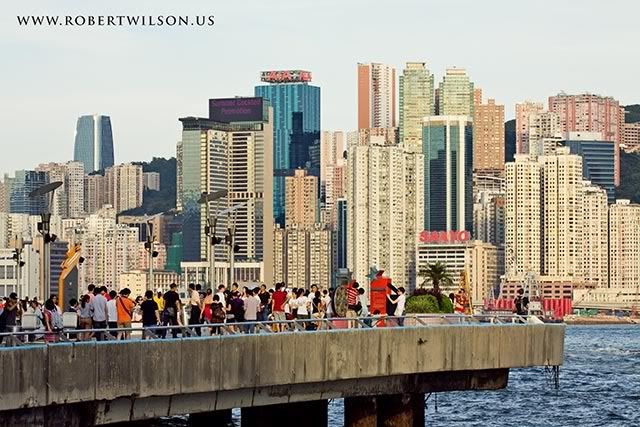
[260,70,312,83]
[419,230,471,244]
[209,97,264,123]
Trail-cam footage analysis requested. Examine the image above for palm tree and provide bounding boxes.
[418,261,454,296]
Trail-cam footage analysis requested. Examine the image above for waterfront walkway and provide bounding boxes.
[0,315,565,427]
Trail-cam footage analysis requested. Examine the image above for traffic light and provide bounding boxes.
[144,241,151,250]
[152,250,159,258]
[79,256,85,264]
[44,233,57,243]
[204,225,211,235]
[212,236,222,245]
[233,244,241,253]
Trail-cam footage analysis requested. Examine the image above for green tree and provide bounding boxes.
[417,261,454,296]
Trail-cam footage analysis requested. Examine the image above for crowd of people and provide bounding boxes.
[0,280,409,343]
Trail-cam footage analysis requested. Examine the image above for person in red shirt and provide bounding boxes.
[346,281,361,327]
[271,282,288,332]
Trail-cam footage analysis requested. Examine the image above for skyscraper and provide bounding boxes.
[84,174,106,215]
[437,68,474,116]
[473,95,505,175]
[73,114,115,173]
[505,155,541,277]
[399,62,434,150]
[527,111,561,156]
[609,200,640,290]
[255,70,320,225]
[422,116,473,233]
[285,169,318,229]
[178,97,274,285]
[336,198,348,270]
[515,101,544,155]
[539,148,583,278]
[105,163,144,214]
[357,63,396,129]
[7,170,49,215]
[548,93,624,185]
[564,131,615,203]
[581,183,609,288]
[347,140,423,292]
[35,162,85,218]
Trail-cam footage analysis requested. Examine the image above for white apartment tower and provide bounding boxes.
[539,148,583,278]
[581,183,609,288]
[505,155,541,277]
[609,200,640,290]
[347,141,424,292]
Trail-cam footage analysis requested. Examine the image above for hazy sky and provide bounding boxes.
[1,0,637,174]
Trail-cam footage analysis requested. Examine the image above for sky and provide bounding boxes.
[0,0,638,174]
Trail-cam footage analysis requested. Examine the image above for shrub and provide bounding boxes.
[405,294,454,314]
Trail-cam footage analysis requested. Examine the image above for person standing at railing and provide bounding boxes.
[0,293,20,343]
[91,286,109,341]
[42,299,59,343]
[387,287,407,326]
[271,283,288,332]
[116,288,135,340]
[358,288,370,326]
[161,283,181,339]
[187,283,202,336]
[141,290,160,339]
[201,288,214,325]
[322,289,333,318]
[210,294,225,334]
[244,288,260,334]
[78,294,93,341]
[258,284,271,322]
[106,290,118,338]
[153,291,164,313]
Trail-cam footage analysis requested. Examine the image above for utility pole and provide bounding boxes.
[144,220,159,292]
[12,235,25,294]
[227,215,236,288]
[198,190,228,289]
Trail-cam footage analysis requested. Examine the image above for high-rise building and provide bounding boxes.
[581,183,609,288]
[255,70,320,225]
[548,93,624,185]
[105,163,144,214]
[35,162,85,218]
[564,131,615,203]
[527,111,562,156]
[320,131,345,183]
[84,174,106,215]
[399,62,434,150]
[539,147,583,278]
[347,141,423,292]
[422,116,473,233]
[6,170,49,215]
[357,63,397,129]
[73,114,115,173]
[178,97,274,286]
[324,164,345,226]
[622,122,640,153]
[285,169,318,229]
[143,172,160,191]
[609,200,640,290]
[273,224,332,290]
[437,68,474,116]
[473,96,505,175]
[515,101,544,155]
[335,198,347,270]
[473,190,505,247]
[505,155,541,277]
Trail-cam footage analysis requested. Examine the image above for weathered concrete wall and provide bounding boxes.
[0,324,565,419]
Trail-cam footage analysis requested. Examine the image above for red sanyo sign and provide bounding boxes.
[418,230,471,244]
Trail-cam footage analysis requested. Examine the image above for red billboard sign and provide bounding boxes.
[260,70,312,83]
[418,230,471,244]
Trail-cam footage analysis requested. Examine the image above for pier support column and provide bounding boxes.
[189,409,233,426]
[242,400,328,427]
[376,393,424,427]
[344,396,377,427]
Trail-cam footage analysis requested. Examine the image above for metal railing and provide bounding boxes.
[0,313,533,347]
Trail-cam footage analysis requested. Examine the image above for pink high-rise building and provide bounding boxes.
[358,63,396,130]
[515,101,544,155]
[548,93,624,185]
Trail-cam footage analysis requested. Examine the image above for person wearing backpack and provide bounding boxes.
[115,288,135,340]
[210,294,226,335]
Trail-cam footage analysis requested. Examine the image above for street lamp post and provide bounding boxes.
[29,181,62,299]
[12,235,25,294]
[217,202,246,288]
[198,190,228,289]
[143,213,164,292]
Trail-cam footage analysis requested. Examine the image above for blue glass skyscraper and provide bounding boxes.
[255,70,320,225]
[8,170,49,215]
[73,114,114,173]
[423,116,473,233]
[564,132,615,203]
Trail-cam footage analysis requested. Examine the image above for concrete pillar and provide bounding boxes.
[189,409,233,426]
[376,393,424,427]
[242,400,328,427]
[344,396,377,427]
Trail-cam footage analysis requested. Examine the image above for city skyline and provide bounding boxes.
[2,0,640,173]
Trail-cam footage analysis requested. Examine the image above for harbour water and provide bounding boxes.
[160,325,640,426]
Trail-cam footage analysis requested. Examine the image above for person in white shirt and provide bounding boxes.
[394,287,406,326]
[322,289,332,318]
[295,289,310,319]
[216,285,226,307]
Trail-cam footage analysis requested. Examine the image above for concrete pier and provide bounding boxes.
[0,323,565,426]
